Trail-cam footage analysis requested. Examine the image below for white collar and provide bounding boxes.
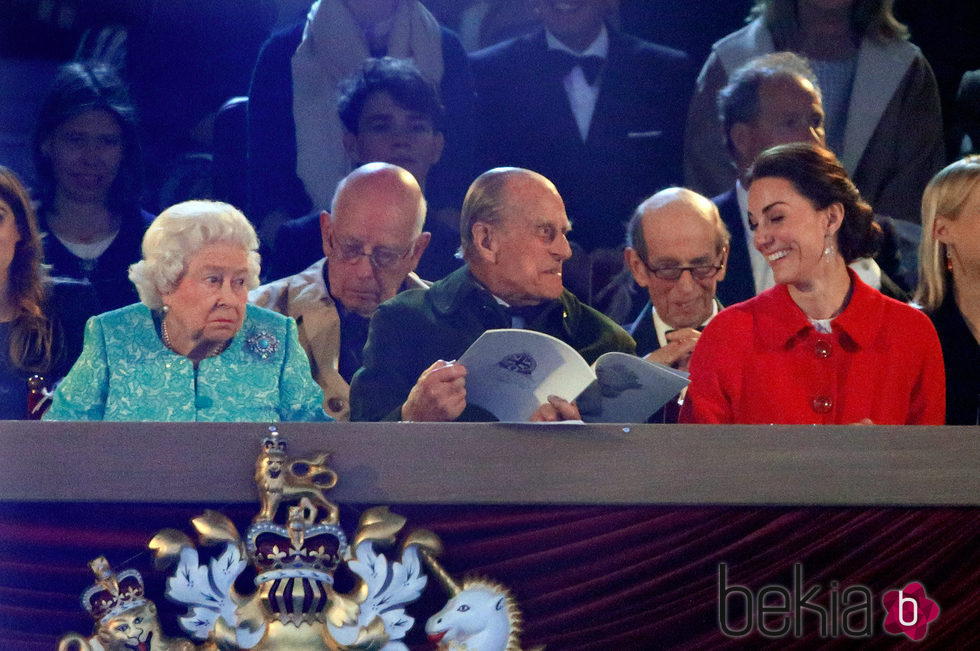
[545,24,609,58]
[735,178,751,232]
[652,301,719,348]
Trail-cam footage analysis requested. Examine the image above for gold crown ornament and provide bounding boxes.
[148,427,429,650]
[58,426,534,651]
[58,556,196,651]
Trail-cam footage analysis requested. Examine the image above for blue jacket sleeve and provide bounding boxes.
[43,316,109,421]
[277,317,332,422]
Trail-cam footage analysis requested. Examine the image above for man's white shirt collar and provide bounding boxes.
[545,25,609,58]
[736,179,775,295]
[652,301,719,349]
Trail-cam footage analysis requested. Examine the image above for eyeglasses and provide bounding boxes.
[329,235,412,270]
[643,262,723,281]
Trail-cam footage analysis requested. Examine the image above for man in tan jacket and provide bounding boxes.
[250,162,430,420]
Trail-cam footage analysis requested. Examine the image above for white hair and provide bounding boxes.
[128,200,261,309]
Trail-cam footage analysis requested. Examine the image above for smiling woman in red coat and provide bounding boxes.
[681,143,945,425]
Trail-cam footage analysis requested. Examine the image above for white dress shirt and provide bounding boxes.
[651,301,719,349]
[736,179,775,295]
[546,26,609,142]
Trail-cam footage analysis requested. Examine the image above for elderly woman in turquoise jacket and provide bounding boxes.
[44,200,329,421]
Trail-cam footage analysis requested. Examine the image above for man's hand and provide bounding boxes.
[401,360,467,422]
[643,327,701,372]
[529,395,581,422]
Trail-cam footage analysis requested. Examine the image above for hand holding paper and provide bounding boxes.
[458,329,689,423]
[529,395,581,422]
[401,360,468,422]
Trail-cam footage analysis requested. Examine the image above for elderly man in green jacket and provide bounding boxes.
[350,167,635,422]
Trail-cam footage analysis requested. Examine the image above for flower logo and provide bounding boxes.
[881,581,939,641]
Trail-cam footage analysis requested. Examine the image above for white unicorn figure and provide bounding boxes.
[425,579,519,651]
[408,530,526,651]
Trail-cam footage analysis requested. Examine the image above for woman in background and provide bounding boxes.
[915,155,980,425]
[682,143,944,424]
[0,166,96,419]
[33,61,154,312]
[45,200,328,422]
[684,0,943,225]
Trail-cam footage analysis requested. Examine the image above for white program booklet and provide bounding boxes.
[577,351,689,423]
[457,329,689,423]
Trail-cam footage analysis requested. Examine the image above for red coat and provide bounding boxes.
[680,271,945,425]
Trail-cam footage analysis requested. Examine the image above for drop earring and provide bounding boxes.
[823,235,836,261]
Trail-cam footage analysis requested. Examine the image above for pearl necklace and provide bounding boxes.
[161,318,227,359]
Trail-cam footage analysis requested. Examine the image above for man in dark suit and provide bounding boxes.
[625,188,728,362]
[623,187,729,423]
[469,0,692,252]
[247,3,474,253]
[587,54,822,322]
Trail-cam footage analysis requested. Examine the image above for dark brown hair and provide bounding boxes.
[32,62,143,212]
[0,166,53,372]
[747,143,882,262]
[337,56,444,134]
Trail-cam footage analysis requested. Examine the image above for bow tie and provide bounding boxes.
[546,50,606,85]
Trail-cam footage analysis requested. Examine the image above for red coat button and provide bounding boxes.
[814,340,832,358]
[811,395,833,413]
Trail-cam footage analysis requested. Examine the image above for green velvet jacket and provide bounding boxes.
[350,266,635,421]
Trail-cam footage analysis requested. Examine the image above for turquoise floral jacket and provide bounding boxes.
[44,303,330,422]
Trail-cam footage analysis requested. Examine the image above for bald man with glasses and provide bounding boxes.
[624,188,730,371]
[250,163,430,420]
[623,187,730,423]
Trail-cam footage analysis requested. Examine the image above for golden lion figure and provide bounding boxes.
[58,557,198,651]
[58,602,197,651]
[254,432,339,524]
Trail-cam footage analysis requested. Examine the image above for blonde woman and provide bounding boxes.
[916,155,980,424]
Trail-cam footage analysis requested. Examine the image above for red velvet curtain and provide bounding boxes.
[2,503,978,649]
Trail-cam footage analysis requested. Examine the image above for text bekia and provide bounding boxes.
[718,563,873,639]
